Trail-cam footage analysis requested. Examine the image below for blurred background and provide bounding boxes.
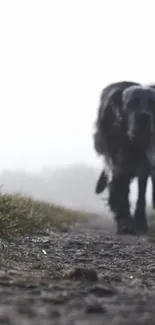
[0,0,154,214]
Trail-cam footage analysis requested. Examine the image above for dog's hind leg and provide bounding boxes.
[134,173,149,234]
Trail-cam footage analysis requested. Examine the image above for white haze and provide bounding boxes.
[0,0,155,210]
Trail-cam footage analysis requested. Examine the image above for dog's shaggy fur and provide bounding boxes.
[93,81,155,234]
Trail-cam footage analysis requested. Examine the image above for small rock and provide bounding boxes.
[88,284,116,297]
[49,310,60,317]
[103,274,122,283]
[85,302,106,314]
[7,269,20,276]
[64,267,98,281]
[149,267,155,273]
[130,278,141,287]
[0,271,6,278]
[17,302,36,317]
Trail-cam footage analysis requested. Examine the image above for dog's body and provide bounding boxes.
[93,81,155,234]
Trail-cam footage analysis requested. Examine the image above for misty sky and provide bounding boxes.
[0,0,155,171]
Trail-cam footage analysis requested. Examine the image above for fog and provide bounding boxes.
[0,0,155,212]
[0,165,153,215]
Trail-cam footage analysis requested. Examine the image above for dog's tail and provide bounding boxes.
[95,170,108,194]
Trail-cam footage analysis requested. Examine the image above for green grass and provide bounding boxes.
[0,193,88,239]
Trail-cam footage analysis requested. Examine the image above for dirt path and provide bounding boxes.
[0,216,155,325]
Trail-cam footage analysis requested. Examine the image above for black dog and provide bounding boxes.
[95,82,155,208]
[93,81,155,234]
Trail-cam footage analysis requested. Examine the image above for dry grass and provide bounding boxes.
[0,193,88,239]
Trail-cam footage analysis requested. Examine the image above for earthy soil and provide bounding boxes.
[0,215,155,325]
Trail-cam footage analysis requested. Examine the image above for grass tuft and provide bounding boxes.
[0,193,88,239]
